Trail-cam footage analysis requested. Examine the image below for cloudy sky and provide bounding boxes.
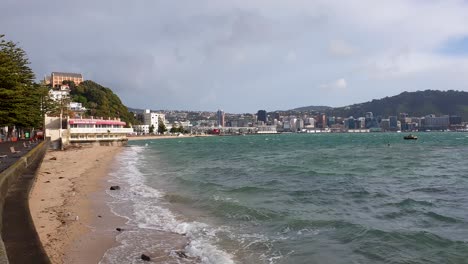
[3,0,468,112]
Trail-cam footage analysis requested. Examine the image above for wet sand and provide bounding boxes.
[29,145,124,264]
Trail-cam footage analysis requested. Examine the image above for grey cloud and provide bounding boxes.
[2,0,468,112]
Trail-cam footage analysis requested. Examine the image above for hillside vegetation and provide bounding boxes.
[292,105,333,112]
[325,90,468,120]
[68,80,136,126]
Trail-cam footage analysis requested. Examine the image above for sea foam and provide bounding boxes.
[101,145,235,264]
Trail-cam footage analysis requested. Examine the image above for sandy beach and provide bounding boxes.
[29,144,124,264]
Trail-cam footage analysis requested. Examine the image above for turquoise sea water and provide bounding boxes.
[103,133,468,264]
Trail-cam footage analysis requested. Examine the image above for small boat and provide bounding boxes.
[403,134,418,140]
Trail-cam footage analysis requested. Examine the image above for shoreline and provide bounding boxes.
[29,145,124,264]
[127,134,212,141]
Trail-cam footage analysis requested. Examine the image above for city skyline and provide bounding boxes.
[3,1,468,112]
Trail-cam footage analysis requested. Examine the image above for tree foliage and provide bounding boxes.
[169,124,187,134]
[158,117,167,134]
[327,90,468,120]
[69,80,137,126]
[0,34,44,130]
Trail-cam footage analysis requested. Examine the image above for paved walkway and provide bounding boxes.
[0,140,50,264]
[0,140,39,173]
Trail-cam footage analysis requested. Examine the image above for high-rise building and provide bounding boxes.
[273,112,280,121]
[327,116,335,127]
[217,109,225,127]
[389,116,398,129]
[143,109,164,129]
[345,116,355,129]
[380,119,390,131]
[257,110,267,123]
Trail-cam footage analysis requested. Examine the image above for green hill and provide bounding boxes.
[292,105,333,112]
[68,80,137,126]
[326,90,468,120]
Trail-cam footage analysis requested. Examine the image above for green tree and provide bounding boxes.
[149,124,155,134]
[158,117,167,134]
[169,124,177,134]
[71,80,137,126]
[0,35,43,137]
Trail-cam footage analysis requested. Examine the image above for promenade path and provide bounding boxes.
[0,140,37,173]
[0,139,50,264]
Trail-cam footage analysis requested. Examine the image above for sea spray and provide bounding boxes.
[101,146,235,264]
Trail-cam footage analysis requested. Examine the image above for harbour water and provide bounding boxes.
[101,133,468,264]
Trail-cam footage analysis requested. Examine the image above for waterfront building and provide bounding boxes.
[327,116,335,127]
[257,110,267,123]
[305,118,315,128]
[257,126,278,134]
[143,109,164,132]
[230,120,238,127]
[66,117,132,143]
[316,114,327,128]
[422,115,450,130]
[357,117,366,128]
[389,116,398,130]
[217,109,225,127]
[380,119,390,131]
[290,118,298,132]
[45,115,133,147]
[345,117,356,129]
[330,124,346,133]
[297,118,304,130]
[133,125,150,135]
[283,120,291,131]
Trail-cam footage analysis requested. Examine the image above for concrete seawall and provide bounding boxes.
[0,140,50,264]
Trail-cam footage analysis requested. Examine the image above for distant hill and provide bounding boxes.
[127,107,145,114]
[291,105,333,112]
[327,90,468,120]
[69,80,137,126]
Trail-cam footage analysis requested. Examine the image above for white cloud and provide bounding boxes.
[285,51,297,62]
[328,40,356,57]
[363,49,468,80]
[320,78,347,90]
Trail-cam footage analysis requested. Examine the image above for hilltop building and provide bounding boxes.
[48,85,87,113]
[44,72,83,87]
[48,85,70,101]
